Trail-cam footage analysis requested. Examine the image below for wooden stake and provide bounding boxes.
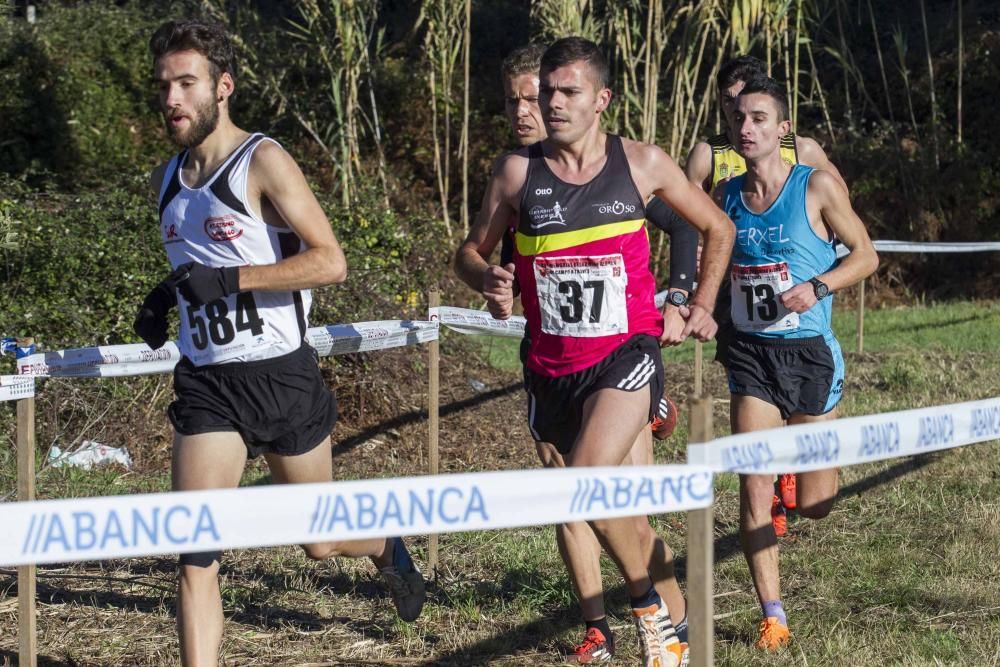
[686,396,714,667]
[16,337,37,667]
[856,278,866,354]
[427,290,441,573]
[694,340,703,397]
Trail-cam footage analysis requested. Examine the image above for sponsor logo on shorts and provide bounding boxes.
[970,405,1000,439]
[568,473,712,514]
[308,486,489,534]
[204,215,244,242]
[915,414,954,448]
[722,440,775,472]
[857,421,900,459]
[793,430,841,465]
[831,378,844,396]
[21,504,220,557]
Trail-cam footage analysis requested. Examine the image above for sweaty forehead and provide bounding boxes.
[155,49,212,80]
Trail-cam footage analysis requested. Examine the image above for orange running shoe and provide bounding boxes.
[778,474,797,510]
[754,617,792,651]
[651,391,678,440]
[771,495,787,537]
[565,626,614,663]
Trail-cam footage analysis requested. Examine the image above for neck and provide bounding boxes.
[742,148,791,196]
[544,126,607,170]
[185,116,247,168]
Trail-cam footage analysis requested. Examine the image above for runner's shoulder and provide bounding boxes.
[806,168,845,203]
[620,137,675,172]
[150,160,170,195]
[490,147,531,188]
[793,135,830,164]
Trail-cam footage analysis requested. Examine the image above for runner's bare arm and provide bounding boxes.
[684,141,714,192]
[795,136,849,194]
[454,153,527,319]
[626,143,735,340]
[780,170,878,313]
[238,141,347,290]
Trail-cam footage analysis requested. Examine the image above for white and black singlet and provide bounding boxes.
[157,133,310,366]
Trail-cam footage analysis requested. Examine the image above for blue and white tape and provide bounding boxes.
[0,464,713,566]
[687,397,1000,474]
[15,320,438,378]
[0,374,34,401]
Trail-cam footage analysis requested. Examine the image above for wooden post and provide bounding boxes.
[16,338,37,667]
[686,396,714,667]
[856,278,866,354]
[693,341,703,397]
[427,290,440,573]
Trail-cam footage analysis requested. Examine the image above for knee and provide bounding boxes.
[301,542,341,561]
[797,498,834,520]
[740,475,774,511]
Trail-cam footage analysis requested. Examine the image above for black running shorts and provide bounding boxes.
[713,280,734,368]
[168,344,338,458]
[523,334,665,455]
[726,332,845,420]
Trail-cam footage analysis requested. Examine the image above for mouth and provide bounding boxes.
[515,124,535,135]
[547,116,568,129]
[739,140,754,150]
[168,113,189,128]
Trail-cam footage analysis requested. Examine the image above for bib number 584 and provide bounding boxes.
[186,292,265,350]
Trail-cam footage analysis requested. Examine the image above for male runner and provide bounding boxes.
[457,37,734,667]
[720,76,877,649]
[135,19,425,665]
[496,44,699,663]
[685,56,849,537]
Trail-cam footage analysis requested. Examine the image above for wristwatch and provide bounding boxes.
[808,277,830,299]
[667,290,689,307]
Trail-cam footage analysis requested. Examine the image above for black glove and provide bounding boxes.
[133,280,178,350]
[173,261,240,307]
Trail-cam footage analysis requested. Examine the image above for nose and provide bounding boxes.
[516,99,531,117]
[162,82,181,109]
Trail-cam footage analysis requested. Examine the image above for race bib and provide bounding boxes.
[181,292,277,364]
[730,262,799,333]
[534,254,628,338]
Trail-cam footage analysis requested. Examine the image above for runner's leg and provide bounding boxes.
[172,431,247,667]
[536,441,606,622]
[264,437,387,561]
[569,386,656,598]
[787,409,840,519]
[732,395,784,609]
[629,428,687,627]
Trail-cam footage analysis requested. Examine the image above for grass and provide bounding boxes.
[1,299,999,665]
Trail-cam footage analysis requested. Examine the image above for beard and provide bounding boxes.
[165,96,220,149]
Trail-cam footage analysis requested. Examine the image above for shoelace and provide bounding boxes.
[637,616,663,657]
[574,629,605,654]
[380,566,412,595]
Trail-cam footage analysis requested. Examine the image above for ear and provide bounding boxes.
[778,118,792,137]
[595,87,612,113]
[216,71,235,103]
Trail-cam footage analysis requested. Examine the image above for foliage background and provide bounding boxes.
[0,0,997,351]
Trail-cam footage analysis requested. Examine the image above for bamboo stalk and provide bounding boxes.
[460,0,470,233]
[918,0,940,168]
[957,0,963,146]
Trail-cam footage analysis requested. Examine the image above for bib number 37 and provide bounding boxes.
[535,254,628,338]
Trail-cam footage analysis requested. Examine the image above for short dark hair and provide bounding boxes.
[540,36,609,90]
[716,55,765,90]
[150,19,237,83]
[739,76,789,122]
[502,43,546,80]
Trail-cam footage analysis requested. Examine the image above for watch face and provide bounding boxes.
[669,291,687,306]
[812,280,829,298]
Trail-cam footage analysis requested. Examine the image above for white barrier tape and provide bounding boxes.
[0,464,712,567]
[433,290,670,338]
[432,306,526,338]
[687,397,1000,474]
[0,375,34,401]
[15,320,439,378]
[837,240,1000,258]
